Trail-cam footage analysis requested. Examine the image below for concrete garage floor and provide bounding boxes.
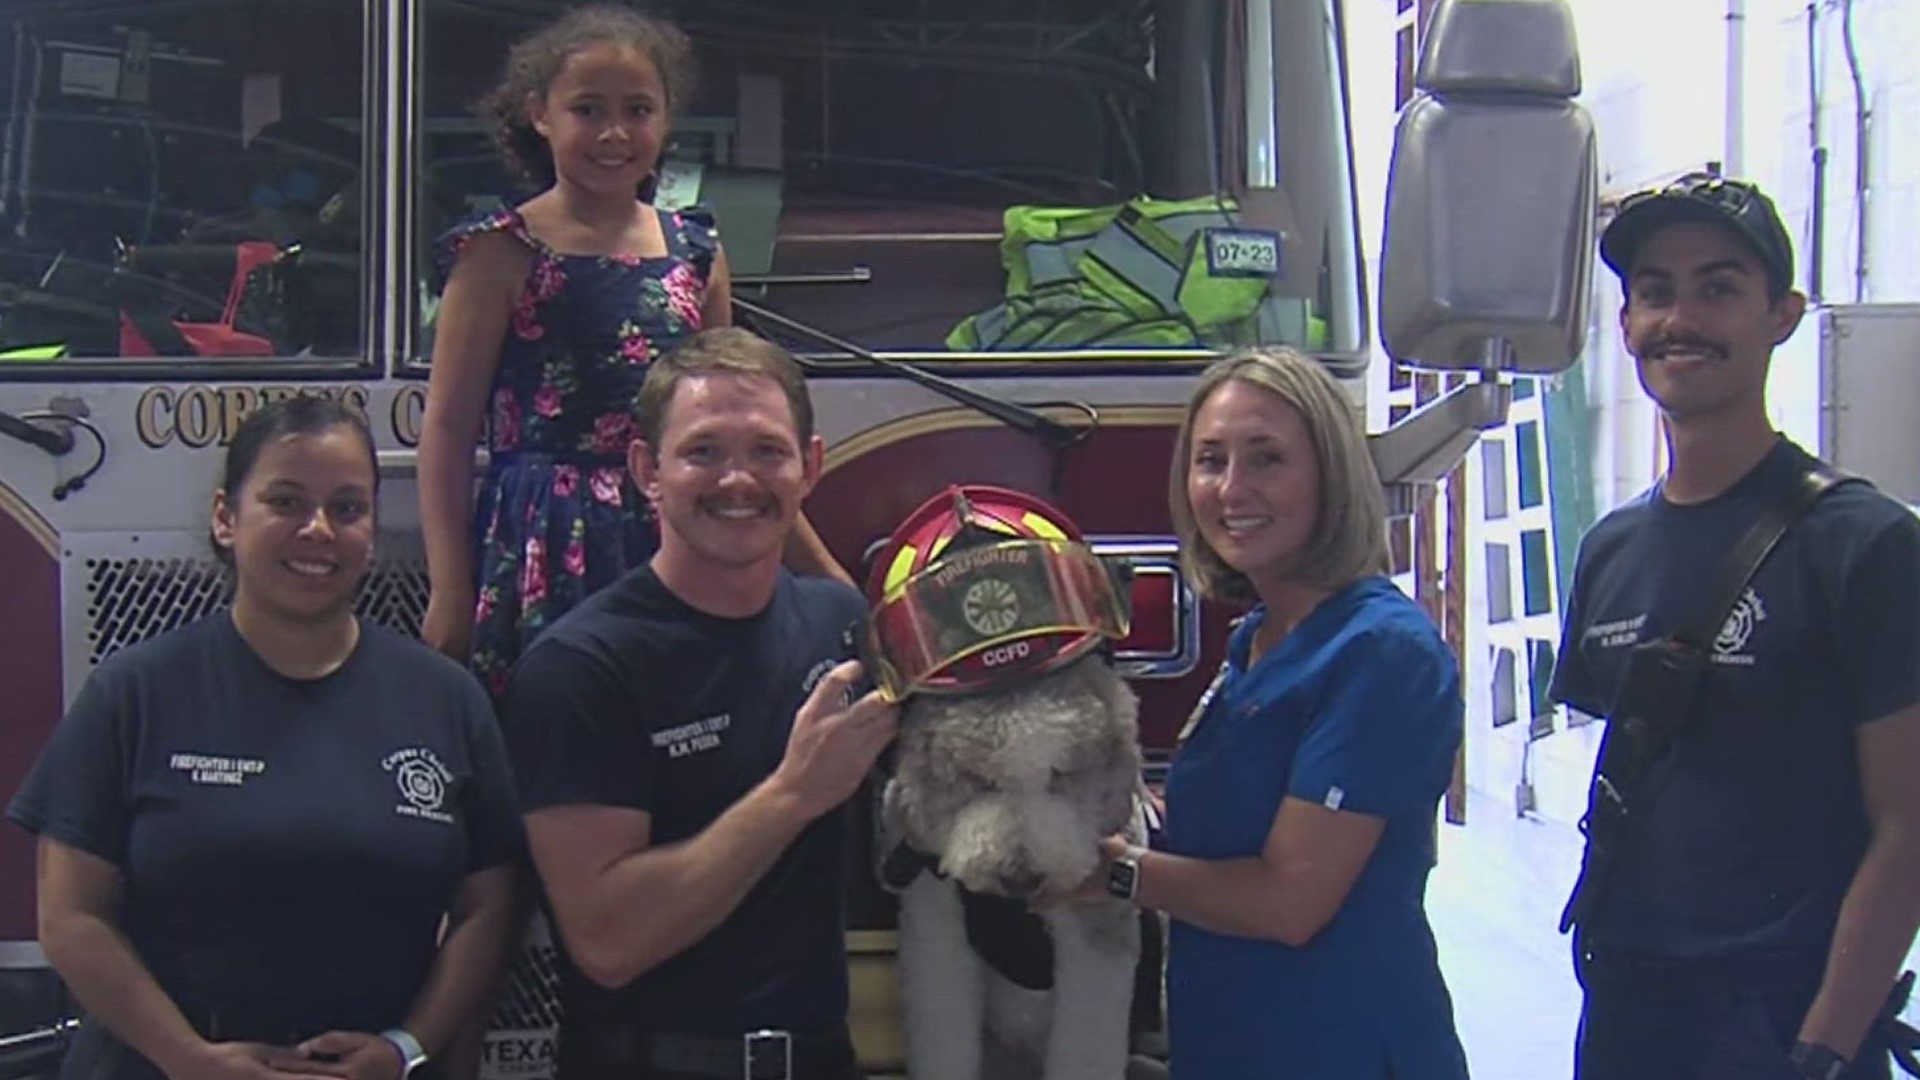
[1428,792,1585,1080]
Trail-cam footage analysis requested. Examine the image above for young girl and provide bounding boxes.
[418,5,847,691]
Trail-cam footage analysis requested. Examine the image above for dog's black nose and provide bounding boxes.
[999,868,1044,896]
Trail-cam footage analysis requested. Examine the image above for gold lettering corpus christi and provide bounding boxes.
[133,385,378,449]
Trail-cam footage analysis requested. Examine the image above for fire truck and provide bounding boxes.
[0,0,1592,1076]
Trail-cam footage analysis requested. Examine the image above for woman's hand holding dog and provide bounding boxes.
[770,660,900,820]
[1037,834,1138,907]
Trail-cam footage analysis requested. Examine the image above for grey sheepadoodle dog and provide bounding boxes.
[883,656,1145,1080]
[885,655,1143,901]
[864,485,1151,1080]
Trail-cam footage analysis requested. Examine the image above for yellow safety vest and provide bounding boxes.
[949,194,1326,352]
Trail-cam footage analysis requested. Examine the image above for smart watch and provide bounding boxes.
[1105,845,1146,902]
[380,1028,429,1079]
[1789,1040,1848,1080]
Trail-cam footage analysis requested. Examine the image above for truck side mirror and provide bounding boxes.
[1371,0,1596,512]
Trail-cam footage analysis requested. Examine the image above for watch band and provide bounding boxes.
[1105,844,1146,902]
[1789,1040,1848,1080]
[380,1028,429,1078]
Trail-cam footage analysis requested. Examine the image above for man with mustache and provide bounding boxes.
[1551,174,1920,1080]
[496,327,899,1080]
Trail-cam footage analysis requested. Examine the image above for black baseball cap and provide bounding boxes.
[1599,172,1795,297]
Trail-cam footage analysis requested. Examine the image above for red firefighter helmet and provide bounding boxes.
[861,485,1131,701]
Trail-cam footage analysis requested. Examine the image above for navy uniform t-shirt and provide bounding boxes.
[5,614,524,1080]
[498,566,866,1040]
[1552,437,1920,957]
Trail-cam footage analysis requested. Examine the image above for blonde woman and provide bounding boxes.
[1072,347,1469,1079]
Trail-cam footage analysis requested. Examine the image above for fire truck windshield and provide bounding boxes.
[0,0,1365,373]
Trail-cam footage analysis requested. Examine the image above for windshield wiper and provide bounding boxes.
[732,295,1084,455]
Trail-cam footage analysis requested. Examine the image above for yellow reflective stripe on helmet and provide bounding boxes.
[1020,512,1067,541]
[884,543,920,594]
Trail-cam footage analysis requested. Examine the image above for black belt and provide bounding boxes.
[570,1023,856,1080]
[1580,941,1828,985]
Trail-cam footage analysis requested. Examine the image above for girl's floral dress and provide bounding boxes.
[435,203,716,698]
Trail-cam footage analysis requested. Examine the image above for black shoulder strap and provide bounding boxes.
[1670,443,1852,653]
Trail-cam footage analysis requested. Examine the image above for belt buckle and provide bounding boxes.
[743,1029,791,1080]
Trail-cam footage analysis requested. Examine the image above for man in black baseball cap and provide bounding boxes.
[1554,170,1920,1080]
[1592,171,1807,435]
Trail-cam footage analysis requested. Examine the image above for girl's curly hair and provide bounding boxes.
[476,4,696,191]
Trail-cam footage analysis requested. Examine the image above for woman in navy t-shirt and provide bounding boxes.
[8,396,522,1080]
[1073,346,1469,1079]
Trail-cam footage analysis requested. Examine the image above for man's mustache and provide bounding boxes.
[1644,338,1727,361]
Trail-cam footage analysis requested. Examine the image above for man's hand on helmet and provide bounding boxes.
[768,660,899,820]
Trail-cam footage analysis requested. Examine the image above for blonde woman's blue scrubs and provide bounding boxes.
[1163,576,1470,1080]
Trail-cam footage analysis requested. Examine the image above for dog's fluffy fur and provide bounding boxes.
[883,654,1145,1080]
